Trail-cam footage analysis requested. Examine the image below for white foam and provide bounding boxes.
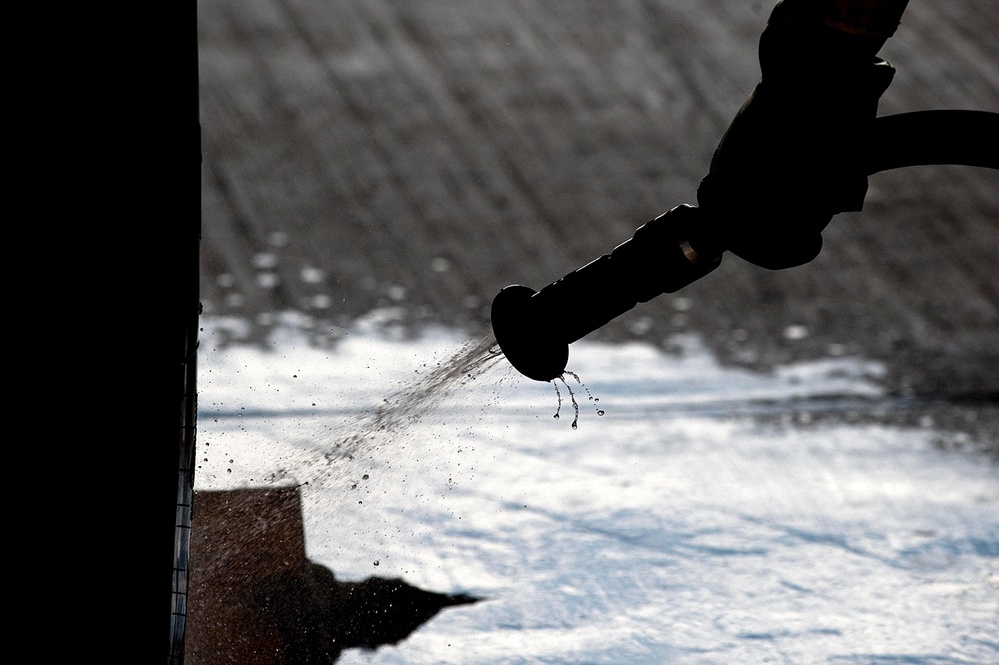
[195,314,998,664]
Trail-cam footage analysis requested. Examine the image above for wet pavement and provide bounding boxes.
[191,6,998,660]
[192,326,999,663]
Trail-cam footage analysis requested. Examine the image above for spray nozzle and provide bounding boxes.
[490,284,569,382]
[491,205,721,381]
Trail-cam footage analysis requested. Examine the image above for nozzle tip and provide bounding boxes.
[490,285,569,382]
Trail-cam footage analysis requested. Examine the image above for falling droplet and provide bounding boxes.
[558,374,580,429]
[552,380,563,420]
[566,371,604,418]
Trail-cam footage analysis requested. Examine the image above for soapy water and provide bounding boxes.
[194,320,967,496]
[209,331,592,505]
[196,320,998,664]
[196,323,605,517]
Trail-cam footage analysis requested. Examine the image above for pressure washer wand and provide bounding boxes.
[489,110,999,383]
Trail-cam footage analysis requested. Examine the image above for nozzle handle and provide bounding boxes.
[491,205,721,381]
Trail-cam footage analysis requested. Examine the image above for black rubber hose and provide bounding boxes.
[867,110,999,173]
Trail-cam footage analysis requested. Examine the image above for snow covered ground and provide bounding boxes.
[196,312,998,664]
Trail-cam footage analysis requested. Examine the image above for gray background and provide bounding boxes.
[198,0,998,439]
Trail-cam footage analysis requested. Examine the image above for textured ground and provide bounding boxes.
[190,4,998,660]
[197,0,998,438]
[192,328,999,663]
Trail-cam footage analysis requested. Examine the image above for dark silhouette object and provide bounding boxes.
[491,0,998,383]
[185,487,479,664]
[258,562,480,664]
[696,0,899,270]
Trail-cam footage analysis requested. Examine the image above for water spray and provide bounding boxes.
[491,110,998,382]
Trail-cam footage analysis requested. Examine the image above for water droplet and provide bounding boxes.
[256,272,280,289]
[557,374,581,429]
[373,560,380,566]
[253,252,278,269]
[672,296,692,311]
[597,410,605,416]
[552,380,563,420]
[783,324,809,340]
[300,265,325,283]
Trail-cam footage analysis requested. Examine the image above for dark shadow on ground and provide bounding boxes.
[258,562,479,664]
[185,486,480,664]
